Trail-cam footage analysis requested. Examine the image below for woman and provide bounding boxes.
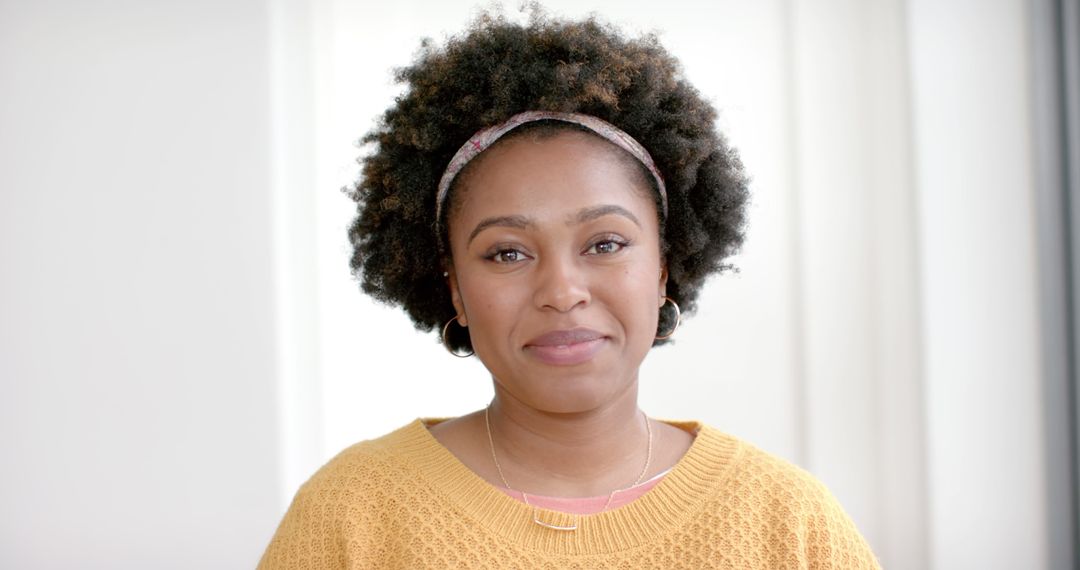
[260,11,880,569]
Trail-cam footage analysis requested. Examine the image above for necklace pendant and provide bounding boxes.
[531,507,579,531]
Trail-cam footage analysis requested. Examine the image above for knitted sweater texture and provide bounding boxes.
[259,419,880,569]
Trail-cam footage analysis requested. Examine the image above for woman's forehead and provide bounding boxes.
[450,131,658,225]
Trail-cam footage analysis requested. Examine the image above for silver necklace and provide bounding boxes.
[484,405,653,531]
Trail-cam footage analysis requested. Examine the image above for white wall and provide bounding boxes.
[0,1,283,567]
[788,1,927,566]
[908,0,1048,567]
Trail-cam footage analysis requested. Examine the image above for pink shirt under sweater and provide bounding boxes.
[496,469,672,515]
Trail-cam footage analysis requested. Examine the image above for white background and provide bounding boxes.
[0,0,1054,568]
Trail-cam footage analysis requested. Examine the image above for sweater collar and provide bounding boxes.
[391,417,742,554]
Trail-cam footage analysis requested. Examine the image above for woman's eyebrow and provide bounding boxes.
[572,205,641,228]
[468,214,533,245]
[466,205,640,245]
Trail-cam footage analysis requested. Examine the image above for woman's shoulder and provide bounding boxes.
[297,419,431,495]
[269,421,431,531]
[691,424,828,491]
[694,424,880,566]
[258,421,433,569]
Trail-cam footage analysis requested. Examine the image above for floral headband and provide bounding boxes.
[434,111,668,225]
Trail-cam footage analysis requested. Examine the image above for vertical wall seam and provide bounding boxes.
[901,0,937,565]
[1059,0,1080,565]
[873,0,931,566]
[779,0,808,469]
[1032,0,1080,566]
[268,0,324,511]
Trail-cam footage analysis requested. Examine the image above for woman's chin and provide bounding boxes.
[499,374,635,415]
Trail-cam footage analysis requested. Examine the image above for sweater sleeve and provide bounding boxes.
[799,478,882,570]
[257,480,347,570]
[733,442,881,569]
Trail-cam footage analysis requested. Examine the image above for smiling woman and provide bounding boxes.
[258,9,880,569]
[446,127,666,414]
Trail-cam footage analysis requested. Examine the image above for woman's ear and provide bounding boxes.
[658,263,669,305]
[446,266,468,326]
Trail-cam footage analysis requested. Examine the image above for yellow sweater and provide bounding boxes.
[259,419,880,569]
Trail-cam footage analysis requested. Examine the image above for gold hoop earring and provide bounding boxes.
[441,316,474,358]
[655,296,681,340]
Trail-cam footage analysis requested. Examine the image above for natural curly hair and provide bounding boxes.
[347,10,749,353]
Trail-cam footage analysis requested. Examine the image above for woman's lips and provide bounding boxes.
[524,328,607,366]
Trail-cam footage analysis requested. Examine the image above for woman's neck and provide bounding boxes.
[485,382,652,498]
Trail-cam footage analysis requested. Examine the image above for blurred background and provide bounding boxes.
[2,0,1078,568]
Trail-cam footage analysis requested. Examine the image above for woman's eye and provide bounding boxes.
[585,239,626,255]
[490,249,525,264]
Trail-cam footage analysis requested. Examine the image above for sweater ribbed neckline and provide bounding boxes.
[393,417,743,555]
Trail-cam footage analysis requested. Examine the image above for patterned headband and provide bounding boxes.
[434,111,668,225]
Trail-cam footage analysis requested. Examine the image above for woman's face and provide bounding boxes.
[446,129,667,413]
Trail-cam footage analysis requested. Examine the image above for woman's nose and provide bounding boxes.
[532,253,590,312]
